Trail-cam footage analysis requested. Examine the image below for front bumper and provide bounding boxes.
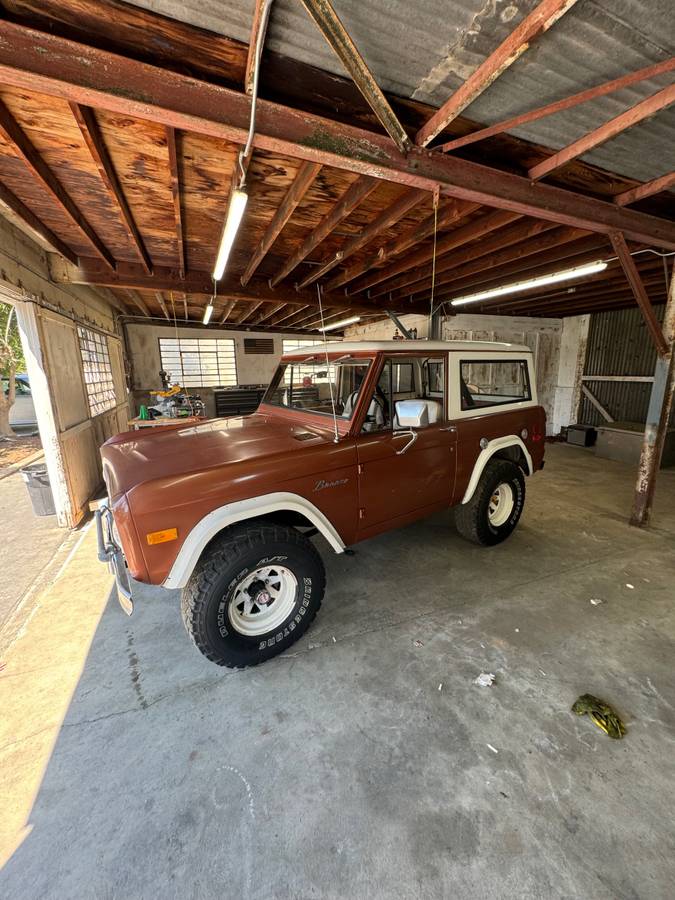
[95,504,133,615]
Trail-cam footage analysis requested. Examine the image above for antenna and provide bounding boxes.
[316,283,339,443]
[428,187,439,339]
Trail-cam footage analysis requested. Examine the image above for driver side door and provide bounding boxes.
[355,355,457,537]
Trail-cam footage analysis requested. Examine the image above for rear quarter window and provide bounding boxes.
[460,359,531,410]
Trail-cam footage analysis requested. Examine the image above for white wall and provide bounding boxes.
[345,311,589,434]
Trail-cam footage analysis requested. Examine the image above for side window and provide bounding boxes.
[460,360,531,410]
[361,357,445,432]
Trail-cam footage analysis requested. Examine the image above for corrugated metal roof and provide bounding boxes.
[125,0,675,185]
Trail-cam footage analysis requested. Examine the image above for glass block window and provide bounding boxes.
[77,326,116,416]
[159,337,237,388]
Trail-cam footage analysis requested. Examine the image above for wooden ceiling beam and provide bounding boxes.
[609,231,669,356]
[70,102,152,274]
[165,126,186,278]
[529,84,675,181]
[326,199,479,291]
[219,299,237,324]
[299,0,411,154]
[267,304,311,327]
[395,226,594,300]
[124,289,150,316]
[440,57,675,154]
[154,291,170,320]
[236,300,265,324]
[2,22,675,249]
[245,0,271,94]
[416,0,581,146]
[297,187,425,289]
[253,301,286,324]
[353,209,521,296]
[373,217,559,299]
[48,256,415,316]
[241,160,322,286]
[0,178,79,264]
[270,175,379,287]
[614,171,675,207]
[0,97,116,269]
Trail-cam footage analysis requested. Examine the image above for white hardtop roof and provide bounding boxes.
[282,339,531,357]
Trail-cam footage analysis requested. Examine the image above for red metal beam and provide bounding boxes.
[529,84,675,181]
[439,57,675,154]
[70,102,152,274]
[0,96,116,268]
[0,178,79,265]
[298,187,425,288]
[610,231,669,356]
[352,209,521,295]
[416,0,581,147]
[270,175,378,287]
[1,22,675,250]
[614,171,675,207]
[165,126,186,278]
[299,0,411,154]
[241,160,322,286]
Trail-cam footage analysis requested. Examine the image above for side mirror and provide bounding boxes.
[395,400,429,428]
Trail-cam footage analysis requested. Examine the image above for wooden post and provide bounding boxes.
[630,263,675,527]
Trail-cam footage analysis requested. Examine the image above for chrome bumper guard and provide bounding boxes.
[95,505,133,615]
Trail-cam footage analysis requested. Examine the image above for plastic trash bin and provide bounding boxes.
[20,462,56,516]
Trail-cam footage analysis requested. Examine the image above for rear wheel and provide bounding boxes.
[182,522,325,668]
[454,458,525,546]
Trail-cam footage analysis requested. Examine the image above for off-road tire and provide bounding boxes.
[181,522,325,668]
[454,458,525,546]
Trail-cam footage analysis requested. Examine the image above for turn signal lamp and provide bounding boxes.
[146,528,178,545]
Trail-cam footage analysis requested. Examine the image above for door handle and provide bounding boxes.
[393,429,417,455]
[440,425,457,432]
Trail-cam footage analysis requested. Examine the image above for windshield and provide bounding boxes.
[263,356,372,419]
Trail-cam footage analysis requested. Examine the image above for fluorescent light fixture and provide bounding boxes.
[320,315,361,332]
[202,303,214,325]
[212,187,248,281]
[450,260,608,307]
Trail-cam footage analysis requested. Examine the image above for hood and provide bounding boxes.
[101,413,333,500]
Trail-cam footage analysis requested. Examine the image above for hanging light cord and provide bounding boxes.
[317,283,339,443]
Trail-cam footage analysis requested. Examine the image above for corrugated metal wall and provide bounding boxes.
[578,305,665,426]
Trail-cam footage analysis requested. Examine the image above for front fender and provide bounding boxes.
[461,436,533,504]
[163,491,345,589]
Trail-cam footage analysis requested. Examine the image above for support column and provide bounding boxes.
[630,263,675,527]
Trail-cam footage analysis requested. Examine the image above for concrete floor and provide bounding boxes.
[2,444,675,899]
[0,465,65,631]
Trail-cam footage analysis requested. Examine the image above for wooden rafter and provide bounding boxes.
[614,171,675,207]
[439,57,675,154]
[154,291,170,320]
[416,0,581,146]
[2,22,675,250]
[270,175,379,287]
[219,299,237,324]
[0,97,115,268]
[610,231,669,356]
[165,126,186,278]
[254,302,286,324]
[372,217,559,300]
[70,102,152,274]
[529,84,675,181]
[352,209,521,295]
[299,0,411,153]
[241,160,322,286]
[0,178,78,264]
[297,187,425,289]
[236,300,264,323]
[124,289,150,316]
[326,200,479,291]
[268,304,310,327]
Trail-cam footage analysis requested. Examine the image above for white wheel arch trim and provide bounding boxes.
[461,436,533,505]
[163,491,345,589]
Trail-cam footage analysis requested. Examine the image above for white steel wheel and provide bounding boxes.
[488,483,515,527]
[228,565,298,637]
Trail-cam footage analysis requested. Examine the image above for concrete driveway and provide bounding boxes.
[1,444,675,899]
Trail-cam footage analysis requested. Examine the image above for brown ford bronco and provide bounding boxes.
[98,340,545,667]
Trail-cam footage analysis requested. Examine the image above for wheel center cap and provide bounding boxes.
[254,589,272,606]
